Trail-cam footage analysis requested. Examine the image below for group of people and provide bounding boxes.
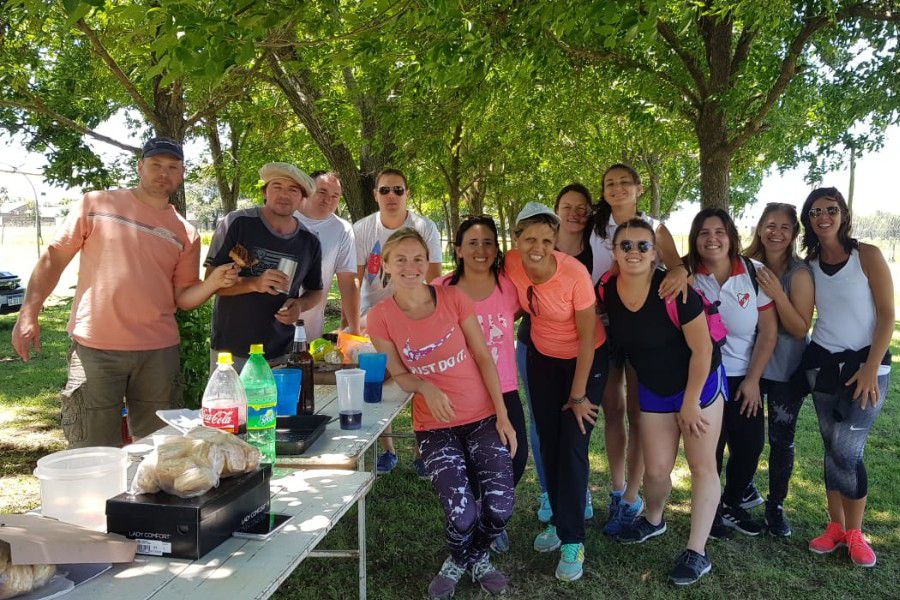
[10,137,892,597]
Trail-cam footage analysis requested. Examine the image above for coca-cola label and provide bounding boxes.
[202,407,239,433]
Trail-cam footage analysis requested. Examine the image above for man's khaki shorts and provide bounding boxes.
[60,342,183,448]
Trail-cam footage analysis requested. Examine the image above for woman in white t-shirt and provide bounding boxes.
[687,208,777,539]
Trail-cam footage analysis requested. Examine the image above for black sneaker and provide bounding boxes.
[721,503,765,536]
[765,503,792,537]
[708,512,734,541]
[616,516,667,544]
[739,484,765,510]
[669,549,712,586]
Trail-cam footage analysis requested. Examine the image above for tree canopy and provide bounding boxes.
[1,0,897,219]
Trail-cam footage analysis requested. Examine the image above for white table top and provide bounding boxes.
[63,468,374,600]
[275,381,411,469]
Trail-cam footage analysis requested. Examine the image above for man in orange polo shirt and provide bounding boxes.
[11,138,237,447]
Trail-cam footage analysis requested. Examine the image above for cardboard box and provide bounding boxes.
[0,514,136,564]
[106,464,271,560]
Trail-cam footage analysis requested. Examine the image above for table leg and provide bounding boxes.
[358,493,367,600]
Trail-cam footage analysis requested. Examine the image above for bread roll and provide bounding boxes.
[173,467,219,497]
[31,564,55,588]
[0,564,34,600]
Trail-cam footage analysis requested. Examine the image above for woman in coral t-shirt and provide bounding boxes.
[504,202,607,583]
[366,228,517,599]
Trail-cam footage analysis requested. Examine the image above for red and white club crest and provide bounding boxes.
[737,292,751,308]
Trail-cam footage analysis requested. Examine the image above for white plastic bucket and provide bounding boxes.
[34,447,127,531]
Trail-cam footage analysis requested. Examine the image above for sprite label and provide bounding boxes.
[246,383,277,430]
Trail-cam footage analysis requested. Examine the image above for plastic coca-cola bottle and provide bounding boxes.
[201,352,248,435]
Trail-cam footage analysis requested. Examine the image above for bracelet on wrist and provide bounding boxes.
[569,395,587,405]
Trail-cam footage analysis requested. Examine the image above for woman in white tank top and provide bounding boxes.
[799,187,893,568]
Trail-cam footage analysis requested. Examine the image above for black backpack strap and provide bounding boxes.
[742,255,759,295]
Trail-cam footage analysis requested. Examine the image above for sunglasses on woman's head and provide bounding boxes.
[618,240,654,253]
[808,206,841,218]
[377,186,406,196]
[527,285,540,317]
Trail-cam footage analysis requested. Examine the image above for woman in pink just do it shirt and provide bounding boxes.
[365,228,516,599]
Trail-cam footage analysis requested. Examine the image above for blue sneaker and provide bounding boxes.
[603,490,624,535]
[413,457,429,480]
[490,529,510,554]
[376,451,398,474]
[555,543,585,582]
[537,492,552,523]
[534,524,561,553]
[584,488,594,520]
[606,495,643,536]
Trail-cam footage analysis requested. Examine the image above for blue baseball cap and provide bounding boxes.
[141,137,184,161]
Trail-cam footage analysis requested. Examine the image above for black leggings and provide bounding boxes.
[469,390,528,497]
[716,376,765,507]
[762,379,805,507]
[527,343,608,544]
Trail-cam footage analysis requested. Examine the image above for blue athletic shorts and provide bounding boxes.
[637,364,727,413]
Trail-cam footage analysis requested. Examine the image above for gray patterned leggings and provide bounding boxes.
[415,416,515,566]
[809,372,889,500]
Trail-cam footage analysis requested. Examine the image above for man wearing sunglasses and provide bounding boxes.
[354,168,443,320]
[353,167,443,474]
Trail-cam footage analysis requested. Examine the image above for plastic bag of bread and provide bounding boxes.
[186,427,261,478]
[129,428,258,498]
[130,438,222,498]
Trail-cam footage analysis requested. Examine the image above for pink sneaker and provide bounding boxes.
[809,522,845,555]
[846,529,876,567]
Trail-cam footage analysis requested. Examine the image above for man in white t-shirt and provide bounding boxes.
[294,171,360,339]
[354,168,443,320]
[353,168,443,474]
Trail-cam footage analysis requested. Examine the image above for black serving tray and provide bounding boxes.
[275,414,330,455]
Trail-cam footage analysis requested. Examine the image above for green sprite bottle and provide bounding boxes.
[240,344,277,464]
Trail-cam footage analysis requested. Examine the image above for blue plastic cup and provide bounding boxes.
[358,352,387,404]
[273,369,302,416]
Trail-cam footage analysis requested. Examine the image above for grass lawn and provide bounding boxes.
[1,302,899,599]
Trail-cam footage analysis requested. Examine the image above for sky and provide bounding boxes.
[1,118,897,233]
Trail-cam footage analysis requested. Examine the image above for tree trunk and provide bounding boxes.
[205,117,240,214]
[267,48,382,220]
[496,195,508,252]
[696,103,732,210]
[641,152,662,218]
[153,79,188,215]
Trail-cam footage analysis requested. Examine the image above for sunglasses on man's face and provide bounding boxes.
[808,206,841,218]
[377,186,406,196]
[618,240,654,253]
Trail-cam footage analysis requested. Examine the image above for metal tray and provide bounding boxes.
[275,414,330,455]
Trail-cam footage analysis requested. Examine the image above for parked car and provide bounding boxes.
[0,271,25,315]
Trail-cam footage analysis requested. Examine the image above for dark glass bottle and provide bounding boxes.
[287,319,316,415]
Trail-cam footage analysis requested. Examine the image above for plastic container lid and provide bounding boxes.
[218,351,234,365]
[34,447,127,481]
[249,344,264,355]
